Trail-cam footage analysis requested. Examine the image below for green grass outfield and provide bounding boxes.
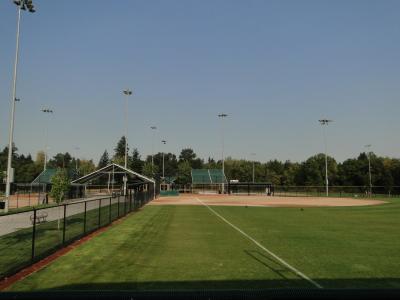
[6,198,400,291]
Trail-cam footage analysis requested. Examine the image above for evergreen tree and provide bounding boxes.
[114,136,127,158]
[98,150,110,168]
[129,148,144,172]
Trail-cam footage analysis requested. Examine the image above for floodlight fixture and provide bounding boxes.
[14,0,36,13]
[319,119,333,125]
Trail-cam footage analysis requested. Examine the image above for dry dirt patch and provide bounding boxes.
[150,194,386,208]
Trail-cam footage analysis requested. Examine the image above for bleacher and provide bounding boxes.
[191,169,227,184]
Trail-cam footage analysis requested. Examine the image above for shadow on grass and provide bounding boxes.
[244,250,296,282]
[3,280,400,300]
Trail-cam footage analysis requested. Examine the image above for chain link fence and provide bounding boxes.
[0,188,155,280]
[272,186,400,198]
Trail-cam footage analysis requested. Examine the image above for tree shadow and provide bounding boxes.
[244,250,302,282]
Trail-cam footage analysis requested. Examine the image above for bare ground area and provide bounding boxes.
[150,194,387,207]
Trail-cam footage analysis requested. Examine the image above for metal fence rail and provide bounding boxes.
[272,186,400,198]
[0,189,155,281]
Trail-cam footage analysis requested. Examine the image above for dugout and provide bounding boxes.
[191,169,228,194]
[227,182,274,196]
[71,163,156,199]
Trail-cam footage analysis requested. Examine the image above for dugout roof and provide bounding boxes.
[71,163,155,185]
[31,168,57,185]
[191,169,227,184]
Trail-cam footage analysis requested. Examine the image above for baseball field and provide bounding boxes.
[4,194,400,291]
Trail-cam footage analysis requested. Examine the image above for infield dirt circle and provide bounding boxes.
[150,194,386,207]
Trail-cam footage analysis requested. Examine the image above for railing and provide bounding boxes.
[272,186,400,198]
[0,189,154,281]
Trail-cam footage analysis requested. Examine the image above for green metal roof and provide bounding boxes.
[162,176,176,184]
[31,168,57,184]
[191,169,227,184]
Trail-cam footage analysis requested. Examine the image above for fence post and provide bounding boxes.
[124,194,127,215]
[109,197,112,224]
[98,199,101,228]
[62,204,67,244]
[84,201,87,234]
[117,196,120,217]
[31,209,37,262]
[129,190,132,212]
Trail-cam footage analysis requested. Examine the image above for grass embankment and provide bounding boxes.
[6,198,400,290]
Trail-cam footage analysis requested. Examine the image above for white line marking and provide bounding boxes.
[195,197,323,289]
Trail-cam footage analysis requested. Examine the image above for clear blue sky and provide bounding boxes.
[1,0,399,164]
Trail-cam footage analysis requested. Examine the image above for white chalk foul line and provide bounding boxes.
[195,197,323,289]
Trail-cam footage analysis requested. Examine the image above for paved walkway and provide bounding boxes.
[0,195,124,237]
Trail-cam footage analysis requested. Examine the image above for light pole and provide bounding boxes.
[122,89,132,169]
[122,89,132,196]
[319,119,333,197]
[365,144,373,197]
[41,108,53,171]
[150,126,157,176]
[251,153,256,183]
[161,140,166,179]
[218,113,228,193]
[74,146,80,173]
[4,0,36,213]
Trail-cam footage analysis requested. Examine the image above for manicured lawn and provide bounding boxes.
[6,198,400,291]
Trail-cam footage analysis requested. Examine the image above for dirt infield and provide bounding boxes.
[150,194,387,208]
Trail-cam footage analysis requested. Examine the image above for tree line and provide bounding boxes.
[1,136,400,189]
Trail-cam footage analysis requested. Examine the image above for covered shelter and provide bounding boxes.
[191,169,228,194]
[71,163,156,200]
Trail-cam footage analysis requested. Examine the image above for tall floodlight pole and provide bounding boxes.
[319,119,333,197]
[41,108,53,171]
[251,153,256,183]
[161,140,166,179]
[218,114,228,193]
[74,146,80,172]
[4,0,36,213]
[122,89,132,196]
[150,126,157,176]
[365,144,373,197]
